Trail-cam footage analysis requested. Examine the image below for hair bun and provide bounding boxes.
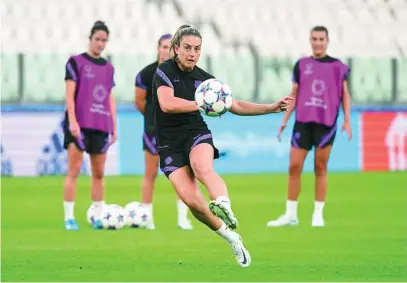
[93,21,106,27]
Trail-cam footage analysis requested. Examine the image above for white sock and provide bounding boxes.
[215,222,236,243]
[314,201,325,216]
[64,201,75,221]
[92,200,105,220]
[286,200,298,219]
[177,200,188,222]
[216,196,231,205]
[143,203,154,223]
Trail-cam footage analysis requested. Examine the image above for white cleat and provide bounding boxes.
[209,199,239,229]
[312,214,325,227]
[267,214,299,227]
[229,232,251,268]
[178,219,193,230]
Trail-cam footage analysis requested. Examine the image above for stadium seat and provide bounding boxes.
[1,0,406,102]
[1,54,20,101]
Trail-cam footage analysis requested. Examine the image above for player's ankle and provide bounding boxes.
[215,222,236,243]
[286,200,298,218]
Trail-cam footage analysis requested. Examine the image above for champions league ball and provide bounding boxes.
[195,79,233,117]
[124,202,150,228]
[101,204,126,230]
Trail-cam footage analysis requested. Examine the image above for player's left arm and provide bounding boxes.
[109,70,118,144]
[341,80,352,140]
[229,97,293,116]
[109,91,118,144]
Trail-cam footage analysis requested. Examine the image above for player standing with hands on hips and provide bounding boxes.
[63,21,117,230]
[153,24,293,267]
[135,34,192,230]
[267,26,352,228]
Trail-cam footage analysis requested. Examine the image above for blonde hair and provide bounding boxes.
[170,24,202,57]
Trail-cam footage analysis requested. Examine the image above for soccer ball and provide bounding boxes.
[124,202,150,228]
[101,204,126,230]
[195,78,233,117]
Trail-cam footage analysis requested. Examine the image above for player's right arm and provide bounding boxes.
[154,66,199,113]
[277,61,299,141]
[65,58,80,138]
[135,69,148,115]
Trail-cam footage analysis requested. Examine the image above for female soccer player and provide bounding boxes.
[135,34,192,230]
[153,24,293,267]
[63,21,117,230]
[267,26,352,228]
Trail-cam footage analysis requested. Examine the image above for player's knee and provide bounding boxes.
[289,162,302,176]
[145,166,158,181]
[67,161,82,179]
[181,194,199,210]
[191,161,213,180]
[92,171,104,180]
[314,160,328,175]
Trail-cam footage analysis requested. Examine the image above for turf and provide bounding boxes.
[1,172,407,282]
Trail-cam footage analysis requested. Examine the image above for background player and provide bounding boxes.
[135,34,192,230]
[153,24,293,267]
[63,21,117,230]
[267,26,352,228]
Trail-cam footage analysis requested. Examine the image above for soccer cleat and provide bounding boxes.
[178,219,193,230]
[267,214,299,227]
[312,214,325,227]
[64,219,79,231]
[229,232,251,268]
[92,219,104,230]
[209,199,239,229]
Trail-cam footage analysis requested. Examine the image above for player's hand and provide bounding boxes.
[69,120,81,139]
[274,96,294,113]
[341,122,352,141]
[277,123,286,142]
[109,132,118,146]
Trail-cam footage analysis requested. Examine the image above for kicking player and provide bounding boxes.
[135,34,192,230]
[63,21,117,230]
[153,24,293,267]
[267,26,352,228]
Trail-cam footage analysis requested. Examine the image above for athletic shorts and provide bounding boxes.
[64,128,109,154]
[291,122,337,151]
[159,130,219,178]
[142,132,158,155]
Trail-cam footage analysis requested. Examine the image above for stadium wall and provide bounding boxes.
[1,107,406,176]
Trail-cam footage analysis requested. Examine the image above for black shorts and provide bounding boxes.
[291,122,337,151]
[64,129,109,154]
[159,130,219,178]
[143,132,158,155]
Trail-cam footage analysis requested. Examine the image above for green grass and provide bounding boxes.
[2,172,407,282]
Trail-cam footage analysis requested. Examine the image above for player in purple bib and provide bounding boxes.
[267,26,353,228]
[62,21,117,230]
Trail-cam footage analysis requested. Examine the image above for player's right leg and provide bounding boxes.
[141,147,159,230]
[63,135,84,231]
[167,164,251,268]
[267,122,310,227]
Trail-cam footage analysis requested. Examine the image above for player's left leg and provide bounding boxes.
[89,152,107,229]
[312,123,337,227]
[87,131,110,229]
[189,142,239,229]
[313,145,333,227]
